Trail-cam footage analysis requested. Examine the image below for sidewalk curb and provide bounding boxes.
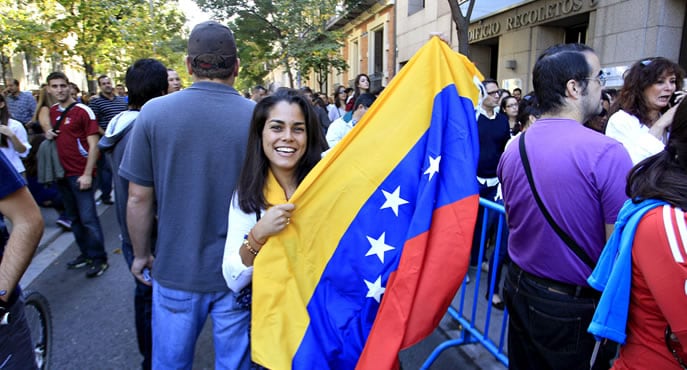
[22,203,112,288]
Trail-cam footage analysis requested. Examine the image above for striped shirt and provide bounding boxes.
[89,94,128,129]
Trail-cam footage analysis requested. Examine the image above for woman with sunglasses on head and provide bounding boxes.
[589,100,687,370]
[606,57,686,164]
[328,86,347,123]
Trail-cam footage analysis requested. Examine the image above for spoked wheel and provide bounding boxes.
[22,291,52,370]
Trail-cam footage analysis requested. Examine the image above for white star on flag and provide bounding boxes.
[424,155,441,181]
[365,232,395,263]
[364,276,386,303]
[380,186,409,216]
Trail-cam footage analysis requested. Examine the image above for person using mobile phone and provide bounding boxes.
[606,57,686,164]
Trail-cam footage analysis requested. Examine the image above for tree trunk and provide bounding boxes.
[447,0,475,57]
[283,58,294,88]
[84,60,96,94]
[317,66,327,93]
[0,52,9,85]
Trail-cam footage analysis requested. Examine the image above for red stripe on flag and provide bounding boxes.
[356,194,479,369]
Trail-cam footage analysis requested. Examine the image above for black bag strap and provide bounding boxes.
[518,131,596,269]
[665,325,687,369]
[53,102,78,131]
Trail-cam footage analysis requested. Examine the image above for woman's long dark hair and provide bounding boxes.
[627,101,687,209]
[236,88,328,214]
[334,86,346,109]
[347,74,370,111]
[500,96,519,133]
[611,57,684,126]
[0,94,10,147]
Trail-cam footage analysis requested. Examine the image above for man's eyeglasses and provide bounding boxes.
[486,90,500,97]
[585,72,607,86]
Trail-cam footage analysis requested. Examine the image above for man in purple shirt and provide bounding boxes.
[497,44,632,369]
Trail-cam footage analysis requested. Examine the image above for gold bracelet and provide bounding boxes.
[243,237,259,256]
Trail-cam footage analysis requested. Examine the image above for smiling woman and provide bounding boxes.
[219,91,327,367]
[606,57,686,164]
[222,88,328,296]
[262,101,308,184]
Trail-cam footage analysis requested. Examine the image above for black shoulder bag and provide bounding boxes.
[518,131,596,269]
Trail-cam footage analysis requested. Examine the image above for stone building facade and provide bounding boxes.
[396,0,686,92]
[326,0,396,94]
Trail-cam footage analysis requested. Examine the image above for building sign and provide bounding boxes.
[501,78,523,93]
[468,0,597,43]
[601,66,628,88]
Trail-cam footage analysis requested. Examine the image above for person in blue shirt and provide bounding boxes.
[0,152,44,369]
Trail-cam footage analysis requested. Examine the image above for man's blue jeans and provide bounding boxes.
[95,155,112,201]
[152,282,251,370]
[56,177,107,263]
[503,263,617,370]
[0,294,37,370]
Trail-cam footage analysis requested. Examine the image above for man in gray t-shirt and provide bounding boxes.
[119,21,255,369]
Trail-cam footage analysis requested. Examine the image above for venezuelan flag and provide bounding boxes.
[251,37,483,369]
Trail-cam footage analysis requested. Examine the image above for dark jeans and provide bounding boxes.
[471,182,499,266]
[503,262,617,370]
[96,155,112,201]
[122,241,152,370]
[56,177,107,263]
[487,223,508,297]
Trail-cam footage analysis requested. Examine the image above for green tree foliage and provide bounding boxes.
[0,0,53,82]
[296,31,347,93]
[196,0,348,90]
[1,0,187,91]
[50,0,187,91]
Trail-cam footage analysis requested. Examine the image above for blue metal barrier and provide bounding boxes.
[421,197,509,369]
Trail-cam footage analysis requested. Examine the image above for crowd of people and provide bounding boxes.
[0,20,685,370]
[475,45,686,370]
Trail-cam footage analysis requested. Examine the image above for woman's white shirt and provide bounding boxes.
[0,118,31,173]
[222,192,260,293]
[327,104,345,122]
[606,110,665,165]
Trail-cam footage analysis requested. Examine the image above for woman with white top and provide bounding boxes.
[606,57,685,164]
[222,89,327,294]
[327,86,347,123]
[0,94,30,176]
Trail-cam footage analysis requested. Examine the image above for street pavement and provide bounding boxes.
[21,202,506,369]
